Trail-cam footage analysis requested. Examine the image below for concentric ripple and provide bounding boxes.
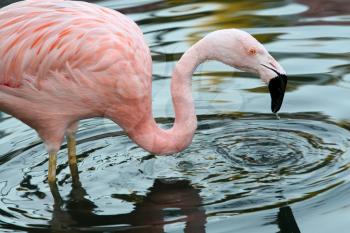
[1,113,350,232]
[174,114,350,215]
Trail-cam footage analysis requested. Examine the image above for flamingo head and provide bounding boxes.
[204,29,288,113]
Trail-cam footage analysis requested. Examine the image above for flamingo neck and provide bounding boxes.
[128,40,207,154]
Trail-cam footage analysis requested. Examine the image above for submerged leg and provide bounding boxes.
[48,152,57,184]
[67,133,80,186]
[48,154,64,204]
[49,179,64,207]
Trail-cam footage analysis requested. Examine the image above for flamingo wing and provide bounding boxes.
[0,0,152,96]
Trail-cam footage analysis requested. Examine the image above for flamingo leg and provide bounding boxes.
[49,180,63,206]
[67,134,80,186]
[48,152,57,183]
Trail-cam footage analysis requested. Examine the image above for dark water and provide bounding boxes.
[1,0,350,232]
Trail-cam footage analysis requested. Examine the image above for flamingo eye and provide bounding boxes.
[248,48,257,56]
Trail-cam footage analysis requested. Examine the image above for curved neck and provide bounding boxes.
[128,40,208,154]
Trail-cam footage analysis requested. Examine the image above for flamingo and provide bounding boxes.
[0,0,287,185]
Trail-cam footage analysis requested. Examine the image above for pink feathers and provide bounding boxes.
[0,0,286,156]
[0,0,152,153]
[0,0,147,89]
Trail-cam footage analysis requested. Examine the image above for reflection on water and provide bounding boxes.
[1,0,350,232]
[49,179,206,233]
[297,0,350,18]
[1,113,350,232]
[10,176,302,233]
[277,206,301,233]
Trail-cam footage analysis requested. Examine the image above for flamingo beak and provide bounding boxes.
[261,64,288,113]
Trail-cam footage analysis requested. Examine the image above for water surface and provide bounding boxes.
[1,0,350,232]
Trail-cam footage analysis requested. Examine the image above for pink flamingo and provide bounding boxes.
[0,0,287,184]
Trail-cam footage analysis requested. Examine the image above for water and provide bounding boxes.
[1,0,350,232]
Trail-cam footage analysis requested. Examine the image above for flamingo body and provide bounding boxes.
[0,0,287,184]
[0,0,153,152]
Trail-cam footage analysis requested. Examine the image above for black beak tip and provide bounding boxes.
[268,74,287,114]
[272,106,279,114]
